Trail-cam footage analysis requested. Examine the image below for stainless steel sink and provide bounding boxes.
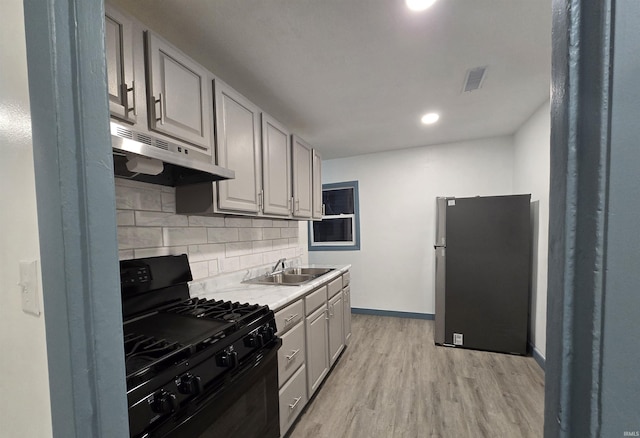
[243,267,334,286]
[283,267,334,276]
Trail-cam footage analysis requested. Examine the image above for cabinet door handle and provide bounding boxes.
[127,81,136,115]
[325,309,330,320]
[289,396,302,410]
[258,190,264,210]
[295,198,300,212]
[288,197,293,213]
[322,204,325,216]
[284,314,299,325]
[285,349,300,361]
[154,93,164,124]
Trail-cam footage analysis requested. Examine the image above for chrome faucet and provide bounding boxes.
[271,258,286,273]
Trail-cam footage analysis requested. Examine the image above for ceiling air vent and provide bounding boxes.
[462,66,487,93]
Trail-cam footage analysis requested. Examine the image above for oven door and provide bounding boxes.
[151,342,281,438]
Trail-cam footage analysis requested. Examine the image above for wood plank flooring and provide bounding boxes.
[288,314,545,438]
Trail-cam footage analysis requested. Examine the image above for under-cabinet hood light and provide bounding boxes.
[421,113,440,125]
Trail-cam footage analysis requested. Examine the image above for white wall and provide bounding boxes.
[309,136,515,314]
[115,179,308,278]
[513,100,550,358]
[0,1,53,436]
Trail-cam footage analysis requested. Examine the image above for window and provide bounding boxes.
[309,181,360,251]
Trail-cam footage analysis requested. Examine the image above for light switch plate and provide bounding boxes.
[19,260,40,316]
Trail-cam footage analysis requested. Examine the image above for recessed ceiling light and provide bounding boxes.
[421,113,440,125]
[406,0,437,12]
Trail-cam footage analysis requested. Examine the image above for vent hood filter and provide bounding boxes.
[462,66,487,93]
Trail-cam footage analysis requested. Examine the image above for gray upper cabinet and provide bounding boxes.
[312,149,323,220]
[105,5,136,123]
[261,114,292,216]
[145,31,212,151]
[215,81,262,213]
[291,136,313,219]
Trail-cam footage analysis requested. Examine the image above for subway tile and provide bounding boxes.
[262,251,283,265]
[161,192,176,213]
[262,228,281,239]
[283,248,297,259]
[189,216,225,227]
[135,211,188,227]
[220,257,240,273]
[117,210,135,226]
[225,241,253,257]
[252,219,273,228]
[115,178,161,192]
[272,238,289,250]
[207,227,239,243]
[133,246,187,259]
[188,243,225,262]
[289,221,299,228]
[252,240,273,253]
[118,227,163,250]
[272,220,290,228]
[238,228,263,242]
[163,227,207,246]
[239,253,264,270]
[115,184,162,211]
[280,227,298,238]
[190,261,210,280]
[208,260,219,276]
[224,217,253,228]
[289,238,301,247]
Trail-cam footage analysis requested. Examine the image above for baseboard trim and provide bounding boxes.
[351,308,435,320]
[528,341,546,371]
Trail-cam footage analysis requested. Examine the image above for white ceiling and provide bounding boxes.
[111,0,551,159]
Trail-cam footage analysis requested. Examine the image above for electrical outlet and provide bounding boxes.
[19,260,40,316]
[453,333,463,346]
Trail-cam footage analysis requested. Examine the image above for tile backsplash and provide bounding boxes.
[115,178,308,280]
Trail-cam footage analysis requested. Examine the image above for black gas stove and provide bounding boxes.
[120,255,281,438]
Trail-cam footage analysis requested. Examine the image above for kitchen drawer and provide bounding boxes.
[279,364,308,437]
[305,285,327,315]
[327,276,342,299]
[342,271,350,288]
[275,299,304,335]
[277,320,305,386]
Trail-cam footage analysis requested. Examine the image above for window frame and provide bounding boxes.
[308,180,361,251]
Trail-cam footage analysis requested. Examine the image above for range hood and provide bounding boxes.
[110,122,234,187]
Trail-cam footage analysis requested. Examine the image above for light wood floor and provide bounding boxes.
[288,314,545,438]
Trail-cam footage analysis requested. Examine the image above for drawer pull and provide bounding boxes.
[284,314,299,324]
[289,396,302,410]
[286,349,300,361]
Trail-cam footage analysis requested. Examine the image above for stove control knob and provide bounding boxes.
[244,333,264,348]
[150,390,176,415]
[177,373,202,395]
[217,348,239,368]
[261,325,275,341]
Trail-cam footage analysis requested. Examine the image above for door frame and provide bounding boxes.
[23,0,128,436]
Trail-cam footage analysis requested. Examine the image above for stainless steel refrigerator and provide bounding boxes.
[434,194,531,355]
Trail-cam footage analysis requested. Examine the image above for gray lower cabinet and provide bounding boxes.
[278,364,307,436]
[305,303,329,397]
[343,285,352,345]
[328,291,345,365]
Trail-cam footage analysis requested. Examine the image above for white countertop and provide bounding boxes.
[189,264,351,312]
